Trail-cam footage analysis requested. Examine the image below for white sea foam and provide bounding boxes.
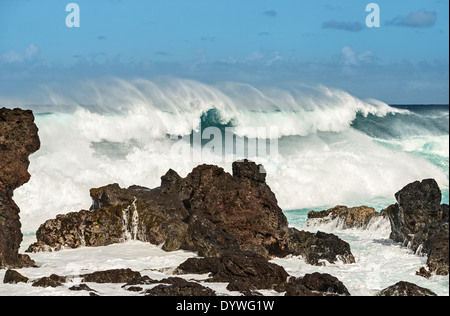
[305,210,392,233]
[375,135,449,159]
[1,216,446,297]
[14,114,447,233]
[276,210,449,296]
[0,240,205,297]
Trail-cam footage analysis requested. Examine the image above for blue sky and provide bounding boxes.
[0,0,449,104]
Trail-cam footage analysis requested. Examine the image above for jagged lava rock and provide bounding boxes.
[28,160,355,265]
[384,179,449,276]
[27,183,190,252]
[281,273,350,296]
[81,269,141,284]
[175,251,289,291]
[307,205,381,229]
[388,179,442,241]
[0,108,40,268]
[377,281,437,297]
[179,161,288,257]
[176,253,350,296]
[145,277,217,297]
[282,228,355,265]
[3,269,29,284]
[32,274,66,288]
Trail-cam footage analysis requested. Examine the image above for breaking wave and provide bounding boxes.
[10,78,448,233]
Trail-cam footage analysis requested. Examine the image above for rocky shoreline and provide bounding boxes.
[1,108,449,296]
[307,180,449,278]
[26,160,355,266]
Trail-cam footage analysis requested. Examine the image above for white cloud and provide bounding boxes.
[244,51,265,63]
[266,51,283,66]
[341,46,374,66]
[1,44,39,63]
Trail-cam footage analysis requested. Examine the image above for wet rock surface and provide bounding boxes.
[384,179,449,276]
[175,253,351,296]
[307,205,382,229]
[175,251,289,291]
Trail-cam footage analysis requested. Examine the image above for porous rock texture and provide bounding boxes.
[0,108,40,268]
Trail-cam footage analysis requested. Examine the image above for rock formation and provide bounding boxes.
[175,251,289,292]
[27,160,355,266]
[3,269,29,284]
[307,205,382,229]
[0,108,40,268]
[281,273,350,296]
[175,253,350,296]
[384,179,449,276]
[377,281,437,297]
[144,278,217,296]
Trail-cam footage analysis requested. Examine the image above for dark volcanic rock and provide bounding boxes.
[388,179,442,241]
[178,161,289,258]
[32,274,66,288]
[175,257,221,276]
[384,179,449,276]
[176,253,350,296]
[27,208,125,252]
[81,269,141,284]
[144,277,216,296]
[377,281,437,297]
[282,228,355,265]
[0,108,40,192]
[27,182,190,252]
[226,281,264,296]
[415,220,449,276]
[0,108,40,269]
[69,284,97,293]
[28,160,355,266]
[281,273,350,296]
[298,273,350,296]
[122,275,154,287]
[308,205,381,229]
[183,214,241,257]
[415,267,432,279]
[232,159,267,183]
[208,251,289,290]
[175,251,289,291]
[3,269,29,284]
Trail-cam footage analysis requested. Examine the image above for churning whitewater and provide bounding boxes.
[14,78,449,234]
[2,77,448,297]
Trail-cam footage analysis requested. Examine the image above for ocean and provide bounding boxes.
[5,78,450,296]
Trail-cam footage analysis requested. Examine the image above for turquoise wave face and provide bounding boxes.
[352,105,449,205]
[351,105,449,139]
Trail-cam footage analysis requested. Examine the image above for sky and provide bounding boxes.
[0,0,449,104]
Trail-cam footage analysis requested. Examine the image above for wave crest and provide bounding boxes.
[33,77,405,138]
